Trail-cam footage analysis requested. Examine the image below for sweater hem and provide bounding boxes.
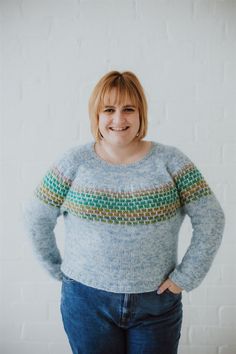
[61,265,164,294]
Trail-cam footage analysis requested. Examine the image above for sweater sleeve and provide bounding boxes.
[22,148,76,281]
[166,146,225,292]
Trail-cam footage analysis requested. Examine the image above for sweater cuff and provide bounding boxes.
[168,268,196,293]
[44,262,63,281]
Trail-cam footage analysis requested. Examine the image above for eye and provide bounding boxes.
[103,108,135,113]
[104,109,114,113]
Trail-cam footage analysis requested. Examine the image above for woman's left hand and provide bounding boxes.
[157,278,183,295]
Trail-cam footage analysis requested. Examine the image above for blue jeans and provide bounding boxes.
[60,273,183,354]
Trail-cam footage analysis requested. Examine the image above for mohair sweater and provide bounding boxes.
[23,140,225,293]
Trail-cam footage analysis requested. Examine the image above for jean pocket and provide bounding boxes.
[165,288,182,297]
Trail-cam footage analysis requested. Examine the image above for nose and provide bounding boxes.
[112,110,127,124]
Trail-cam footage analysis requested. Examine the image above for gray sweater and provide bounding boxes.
[22,140,225,293]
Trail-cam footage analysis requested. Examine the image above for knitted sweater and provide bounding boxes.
[22,140,225,293]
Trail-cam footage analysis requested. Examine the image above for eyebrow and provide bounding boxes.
[104,105,136,108]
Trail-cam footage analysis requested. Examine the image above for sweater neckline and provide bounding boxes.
[90,140,157,168]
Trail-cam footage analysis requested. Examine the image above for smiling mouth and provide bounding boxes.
[109,127,129,131]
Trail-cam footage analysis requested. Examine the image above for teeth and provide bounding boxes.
[110,127,128,131]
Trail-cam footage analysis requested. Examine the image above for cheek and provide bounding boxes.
[98,116,109,126]
[129,115,140,126]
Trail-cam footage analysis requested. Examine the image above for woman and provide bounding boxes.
[23,70,225,354]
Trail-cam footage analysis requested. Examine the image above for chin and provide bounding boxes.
[107,136,135,143]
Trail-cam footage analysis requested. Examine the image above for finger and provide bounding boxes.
[157,281,169,294]
[168,278,183,290]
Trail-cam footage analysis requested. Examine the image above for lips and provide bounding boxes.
[109,127,129,131]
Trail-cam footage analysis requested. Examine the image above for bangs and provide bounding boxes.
[97,79,139,112]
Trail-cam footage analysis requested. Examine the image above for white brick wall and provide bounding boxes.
[1,0,235,353]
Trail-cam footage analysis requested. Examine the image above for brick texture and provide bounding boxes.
[1,0,234,353]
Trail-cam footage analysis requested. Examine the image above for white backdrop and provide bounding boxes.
[1,0,235,353]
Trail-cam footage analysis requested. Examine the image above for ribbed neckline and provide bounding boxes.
[90,140,157,169]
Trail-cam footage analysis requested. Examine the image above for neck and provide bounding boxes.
[96,139,143,163]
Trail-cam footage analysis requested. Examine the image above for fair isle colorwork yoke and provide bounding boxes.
[23,141,225,293]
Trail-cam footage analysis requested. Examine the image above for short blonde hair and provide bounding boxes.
[88,70,148,142]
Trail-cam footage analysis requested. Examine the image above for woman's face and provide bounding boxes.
[98,89,140,147]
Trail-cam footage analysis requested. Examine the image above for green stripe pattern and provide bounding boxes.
[35,162,212,225]
[173,162,212,206]
[35,166,72,208]
[62,182,181,225]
